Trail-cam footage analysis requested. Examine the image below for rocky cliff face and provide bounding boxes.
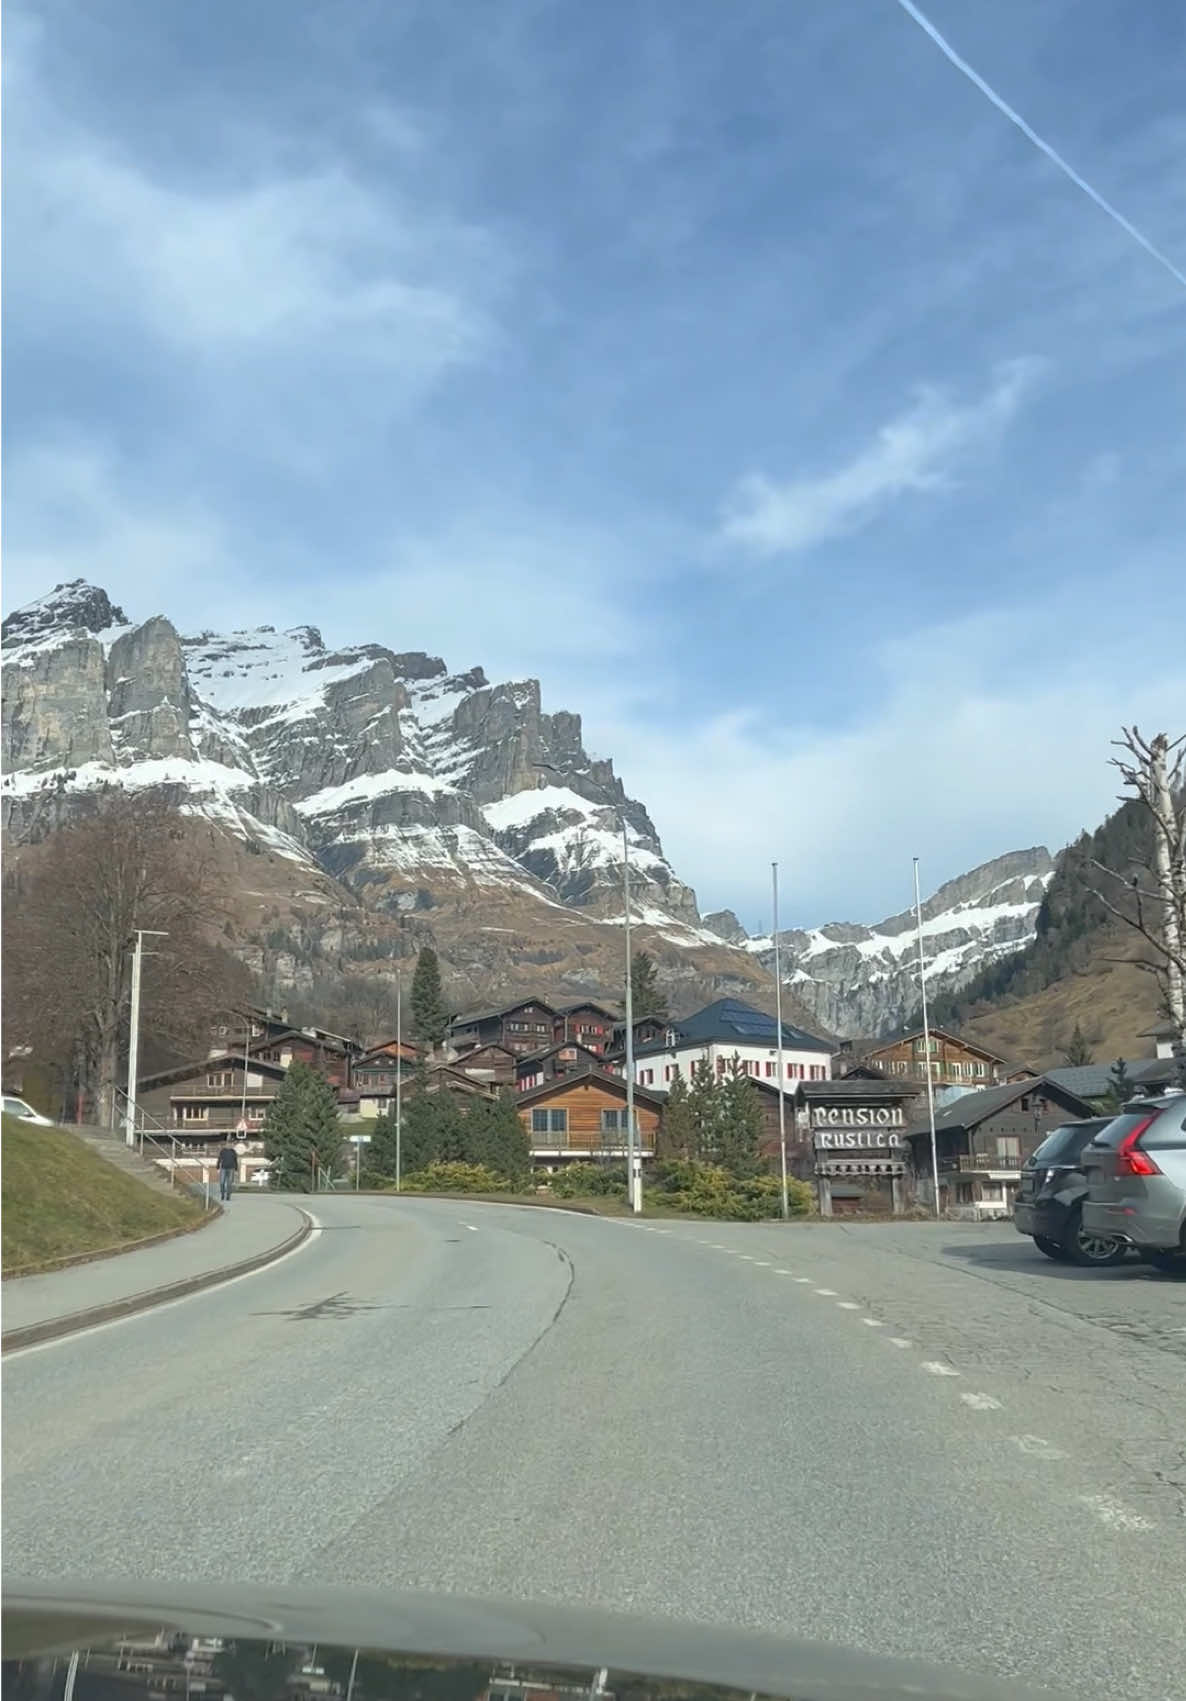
[2,581,747,1012]
[744,848,1056,1039]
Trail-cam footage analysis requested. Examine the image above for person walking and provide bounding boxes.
[217,1139,239,1203]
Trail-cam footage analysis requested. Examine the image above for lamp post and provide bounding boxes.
[125,929,168,1147]
[395,972,403,1193]
[913,858,941,1218]
[622,818,640,1214]
[772,862,789,1221]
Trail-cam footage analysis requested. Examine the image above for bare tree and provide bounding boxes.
[1091,727,1186,1085]
[3,793,251,1122]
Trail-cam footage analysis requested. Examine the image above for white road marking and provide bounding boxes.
[752,1260,773,1267]
[889,1337,913,1348]
[4,1208,322,1359]
[774,1268,794,1275]
[920,1361,960,1377]
[1010,1435,1067,1459]
[464,1223,480,1232]
[861,1318,885,1327]
[960,1392,1004,1411]
[813,1288,838,1296]
[836,1301,861,1310]
[793,1276,812,1283]
[1077,1493,1154,1533]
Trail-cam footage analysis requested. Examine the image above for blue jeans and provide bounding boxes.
[219,1170,234,1201]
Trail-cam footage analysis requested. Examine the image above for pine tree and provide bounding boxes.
[1062,1021,1093,1067]
[717,1055,763,1178]
[657,1069,697,1160]
[411,946,449,1050]
[464,1091,531,1182]
[263,1060,344,1191]
[686,1057,722,1163]
[629,950,669,1022]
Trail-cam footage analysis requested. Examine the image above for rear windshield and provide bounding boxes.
[1085,1109,1159,1150]
[1030,1122,1108,1164]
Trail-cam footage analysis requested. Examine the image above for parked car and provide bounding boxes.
[1080,1094,1186,1274]
[1014,1117,1128,1266]
[1,1094,55,1127]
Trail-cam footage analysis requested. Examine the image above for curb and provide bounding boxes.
[2,1204,225,1282]
[1,1207,314,1354]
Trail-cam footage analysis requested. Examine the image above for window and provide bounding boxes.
[247,1105,265,1122]
[531,1108,567,1135]
[206,1071,231,1089]
[716,1057,727,1075]
[560,1048,577,1061]
[765,1061,775,1077]
[641,1068,654,1085]
[995,1137,1021,1165]
[180,1105,209,1122]
[664,1066,673,1083]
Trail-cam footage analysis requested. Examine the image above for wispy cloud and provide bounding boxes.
[717,358,1043,558]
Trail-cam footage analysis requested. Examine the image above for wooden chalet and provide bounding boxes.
[452,1042,517,1085]
[515,1067,664,1165]
[901,1074,1097,1218]
[552,1002,619,1055]
[137,1052,289,1139]
[515,1041,604,1092]
[606,1014,671,1059]
[449,998,557,1058]
[839,1027,1023,1091]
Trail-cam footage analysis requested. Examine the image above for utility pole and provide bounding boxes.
[913,859,941,1217]
[772,861,790,1221]
[395,972,403,1192]
[622,818,640,1214]
[125,928,168,1147]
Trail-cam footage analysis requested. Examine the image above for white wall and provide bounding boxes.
[632,1040,830,1089]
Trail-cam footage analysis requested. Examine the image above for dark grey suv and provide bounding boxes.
[1013,1117,1127,1265]
[1080,1094,1186,1274]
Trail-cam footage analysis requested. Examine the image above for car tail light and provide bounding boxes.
[1116,1116,1161,1177]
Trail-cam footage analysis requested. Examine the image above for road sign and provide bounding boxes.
[236,1120,248,1134]
[348,1133,372,1143]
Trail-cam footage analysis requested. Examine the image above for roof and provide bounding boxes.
[515,1041,604,1069]
[1041,1065,1118,1099]
[138,1053,288,1090]
[636,998,831,1057]
[558,1001,620,1020]
[794,1078,921,1103]
[1129,1056,1181,1087]
[1137,1020,1178,1039]
[902,1075,1096,1139]
[450,997,557,1026]
[862,1026,1012,1065]
[515,1066,667,1110]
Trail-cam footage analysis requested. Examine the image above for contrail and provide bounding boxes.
[894,0,1186,291]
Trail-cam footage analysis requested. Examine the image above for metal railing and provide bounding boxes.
[110,1087,218,1210]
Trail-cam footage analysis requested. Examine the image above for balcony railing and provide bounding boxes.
[955,1153,1021,1174]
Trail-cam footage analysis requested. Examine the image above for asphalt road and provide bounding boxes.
[4,1198,1184,1700]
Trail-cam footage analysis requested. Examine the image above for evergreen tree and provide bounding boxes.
[263,1060,344,1191]
[464,1090,531,1182]
[686,1057,722,1163]
[1062,1021,1094,1067]
[629,950,669,1022]
[411,946,449,1050]
[717,1055,763,1178]
[657,1069,697,1160]
[1107,1057,1133,1109]
[371,1064,462,1177]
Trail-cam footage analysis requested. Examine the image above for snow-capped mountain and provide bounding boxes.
[0,581,720,954]
[735,849,1056,1039]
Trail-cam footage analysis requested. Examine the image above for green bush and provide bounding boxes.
[647,1160,813,1221]
[547,1162,629,1198]
[399,1161,512,1194]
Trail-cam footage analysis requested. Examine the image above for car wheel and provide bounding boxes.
[1033,1234,1067,1261]
[1142,1247,1186,1274]
[1063,1211,1128,1267]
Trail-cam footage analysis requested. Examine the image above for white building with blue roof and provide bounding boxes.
[629,997,832,1089]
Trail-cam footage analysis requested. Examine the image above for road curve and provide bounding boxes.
[3,1196,1183,1701]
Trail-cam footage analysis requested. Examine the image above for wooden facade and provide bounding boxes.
[847,1027,1017,1090]
[553,1003,618,1055]
[516,1042,604,1091]
[138,1054,289,1139]
[454,1043,517,1084]
[450,999,557,1058]
[515,1068,663,1162]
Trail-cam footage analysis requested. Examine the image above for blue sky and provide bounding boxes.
[5,0,1186,929]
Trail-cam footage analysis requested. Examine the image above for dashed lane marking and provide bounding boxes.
[889,1338,913,1348]
[813,1288,838,1296]
[836,1301,861,1310]
[1010,1435,1067,1459]
[774,1268,794,1275]
[920,1361,960,1377]
[960,1392,1004,1411]
[793,1276,812,1283]
[861,1318,885,1327]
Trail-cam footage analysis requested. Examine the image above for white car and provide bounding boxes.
[2,1095,55,1126]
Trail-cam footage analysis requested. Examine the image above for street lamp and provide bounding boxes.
[771,862,789,1221]
[126,929,168,1147]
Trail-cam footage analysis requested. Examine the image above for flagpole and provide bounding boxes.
[913,857,940,1218]
[772,862,789,1221]
[395,972,403,1193]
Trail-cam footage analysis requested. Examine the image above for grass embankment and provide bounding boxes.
[1,1116,205,1275]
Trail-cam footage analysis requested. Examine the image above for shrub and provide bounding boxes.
[399,1161,511,1194]
[647,1160,813,1221]
[547,1163,629,1198]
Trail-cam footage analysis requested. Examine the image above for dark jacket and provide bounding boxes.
[217,1144,239,1172]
